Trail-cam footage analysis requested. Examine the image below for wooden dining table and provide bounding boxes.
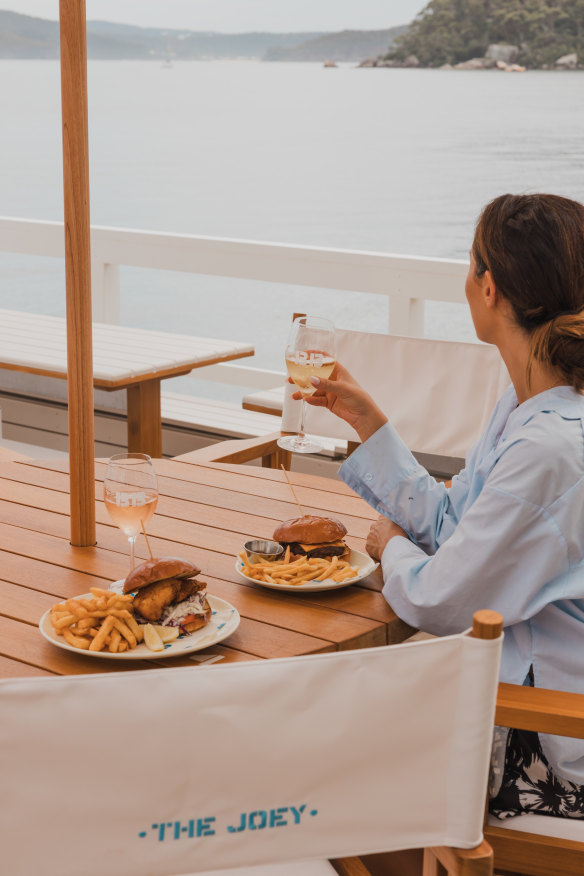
[0,455,415,680]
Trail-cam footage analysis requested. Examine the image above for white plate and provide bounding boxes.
[235,548,379,592]
[39,593,240,660]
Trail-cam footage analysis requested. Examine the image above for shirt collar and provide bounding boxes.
[503,386,584,437]
[502,385,584,439]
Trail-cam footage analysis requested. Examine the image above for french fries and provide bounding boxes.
[238,550,359,586]
[48,589,142,654]
[47,589,178,655]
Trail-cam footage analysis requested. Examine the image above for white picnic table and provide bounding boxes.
[0,309,254,457]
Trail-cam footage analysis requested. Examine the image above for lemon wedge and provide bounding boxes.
[143,623,164,652]
[152,625,180,644]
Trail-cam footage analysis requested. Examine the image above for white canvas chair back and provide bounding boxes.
[0,627,501,876]
[282,330,510,464]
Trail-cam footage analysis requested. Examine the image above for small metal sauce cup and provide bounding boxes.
[243,539,284,562]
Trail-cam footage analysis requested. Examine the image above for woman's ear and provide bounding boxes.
[482,270,499,309]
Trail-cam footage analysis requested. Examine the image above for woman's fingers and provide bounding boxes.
[291,390,330,406]
[288,364,353,386]
[291,388,326,399]
[304,394,329,407]
[331,361,349,378]
[366,515,410,560]
[310,375,350,395]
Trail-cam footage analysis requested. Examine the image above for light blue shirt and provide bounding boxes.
[340,384,584,783]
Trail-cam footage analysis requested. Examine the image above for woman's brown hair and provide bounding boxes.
[472,193,584,392]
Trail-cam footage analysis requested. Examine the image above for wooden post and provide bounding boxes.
[471,609,503,640]
[127,379,162,457]
[59,0,96,546]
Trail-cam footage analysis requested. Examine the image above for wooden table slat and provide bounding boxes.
[0,615,157,675]
[164,457,359,496]
[18,458,375,518]
[0,655,57,678]
[0,472,373,543]
[0,460,375,536]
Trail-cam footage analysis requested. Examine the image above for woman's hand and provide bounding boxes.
[366,515,409,561]
[290,362,388,444]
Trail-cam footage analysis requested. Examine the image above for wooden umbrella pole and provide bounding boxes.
[59,0,96,546]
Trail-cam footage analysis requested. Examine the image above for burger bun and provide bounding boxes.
[123,556,201,594]
[273,515,347,545]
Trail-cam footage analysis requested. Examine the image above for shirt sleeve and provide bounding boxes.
[339,421,471,554]
[380,444,570,636]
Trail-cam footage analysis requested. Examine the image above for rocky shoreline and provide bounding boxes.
[359,44,580,71]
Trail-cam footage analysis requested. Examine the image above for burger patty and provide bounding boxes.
[283,542,347,559]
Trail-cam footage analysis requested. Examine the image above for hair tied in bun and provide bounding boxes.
[550,305,584,321]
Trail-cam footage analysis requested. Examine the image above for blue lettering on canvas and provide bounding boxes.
[138,805,318,842]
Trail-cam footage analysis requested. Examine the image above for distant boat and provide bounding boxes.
[162,37,175,68]
[323,60,337,68]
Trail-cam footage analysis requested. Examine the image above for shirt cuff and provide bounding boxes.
[380,535,430,623]
[381,533,425,573]
[339,421,421,513]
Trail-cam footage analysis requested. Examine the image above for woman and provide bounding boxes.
[299,193,584,818]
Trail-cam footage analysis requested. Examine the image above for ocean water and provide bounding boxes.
[1,60,584,399]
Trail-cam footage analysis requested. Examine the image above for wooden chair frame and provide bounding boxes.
[333,674,584,876]
[174,431,293,469]
[485,683,584,876]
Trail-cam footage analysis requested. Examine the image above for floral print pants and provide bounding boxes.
[490,728,584,819]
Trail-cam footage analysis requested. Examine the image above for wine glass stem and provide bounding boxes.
[299,399,307,441]
[129,535,137,570]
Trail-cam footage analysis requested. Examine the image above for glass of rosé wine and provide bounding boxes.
[104,453,158,570]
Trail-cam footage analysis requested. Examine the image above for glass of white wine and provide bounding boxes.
[277,315,337,454]
[103,452,159,570]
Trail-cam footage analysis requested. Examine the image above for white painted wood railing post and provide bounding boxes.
[91,259,104,321]
[102,263,120,324]
[388,295,425,337]
[91,260,120,324]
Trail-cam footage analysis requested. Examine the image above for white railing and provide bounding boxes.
[0,217,469,391]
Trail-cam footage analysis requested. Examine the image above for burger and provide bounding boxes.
[273,515,349,560]
[123,556,211,635]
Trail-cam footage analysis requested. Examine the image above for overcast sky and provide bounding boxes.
[8,1,427,33]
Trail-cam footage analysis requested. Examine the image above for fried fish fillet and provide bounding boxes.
[132,576,202,622]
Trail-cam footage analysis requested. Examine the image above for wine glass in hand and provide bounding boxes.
[104,452,158,570]
[277,315,337,454]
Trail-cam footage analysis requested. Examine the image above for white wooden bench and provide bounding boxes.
[0,385,346,464]
[242,386,284,416]
[161,391,347,458]
[0,408,64,460]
